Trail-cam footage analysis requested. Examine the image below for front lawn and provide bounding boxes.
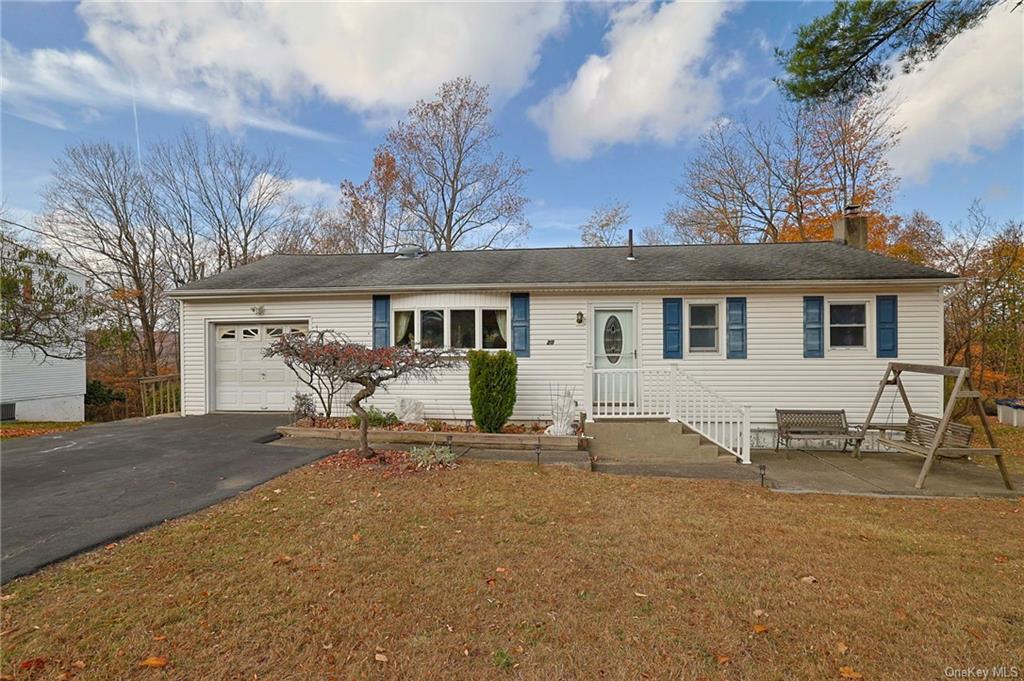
[0,421,85,439]
[2,460,1021,679]
[966,415,1024,475]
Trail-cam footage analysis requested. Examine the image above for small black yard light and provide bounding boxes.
[758,464,767,487]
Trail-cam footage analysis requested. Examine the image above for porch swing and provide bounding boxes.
[853,362,1014,490]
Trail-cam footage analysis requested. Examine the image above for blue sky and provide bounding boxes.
[2,1,1022,247]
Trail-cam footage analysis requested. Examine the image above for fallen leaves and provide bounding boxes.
[272,554,293,565]
[351,532,362,543]
[839,665,862,679]
[752,623,769,635]
[835,641,849,655]
[140,656,168,668]
[800,575,818,584]
[715,654,731,665]
[18,658,46,671]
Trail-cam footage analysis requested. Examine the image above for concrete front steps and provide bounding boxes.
[585,419,734,465]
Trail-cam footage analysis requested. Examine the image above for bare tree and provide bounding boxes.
[637,226,672,245]
[37,143,165,373]
[168,130,293,271]
[387,77,530,251]
[272,202,359,255]
[579,201,630,246]
[666,97,900,245]
[147,136,212,285]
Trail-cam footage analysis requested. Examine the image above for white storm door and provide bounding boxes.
[593,308,636,406]
[214,323,307,411]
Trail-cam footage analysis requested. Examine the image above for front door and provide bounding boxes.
[593,308,636,405]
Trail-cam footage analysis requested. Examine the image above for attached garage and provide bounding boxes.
[213,322,307,412]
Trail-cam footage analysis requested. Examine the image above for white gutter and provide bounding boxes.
[168,277,960,300]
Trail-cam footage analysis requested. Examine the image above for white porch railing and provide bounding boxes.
[584,365,751,464]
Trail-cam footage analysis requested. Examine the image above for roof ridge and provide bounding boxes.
[263,240,841,258]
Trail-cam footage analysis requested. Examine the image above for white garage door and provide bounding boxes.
[214,323,308,411]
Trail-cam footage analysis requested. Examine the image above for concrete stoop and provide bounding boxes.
[585,419,731,464]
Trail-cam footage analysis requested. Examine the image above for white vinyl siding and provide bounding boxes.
[0,343,86,403]
[178,285,944,428]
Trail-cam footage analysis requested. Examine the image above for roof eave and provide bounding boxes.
[168,277,960,300]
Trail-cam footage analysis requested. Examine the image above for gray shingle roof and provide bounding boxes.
[172,242,956,295]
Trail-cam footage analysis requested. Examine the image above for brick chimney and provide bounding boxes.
[833,204,868,249]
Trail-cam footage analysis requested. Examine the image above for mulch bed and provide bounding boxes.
[296,418,549,434]
[316,449,420,477]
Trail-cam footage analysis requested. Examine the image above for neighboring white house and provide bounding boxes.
[0,267,87,422]
[168,214,956,460]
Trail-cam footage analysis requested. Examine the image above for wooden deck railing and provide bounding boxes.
[139,374,181,416]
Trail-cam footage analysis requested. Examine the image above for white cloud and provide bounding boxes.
[888,4,1024,182]
[285,177,341,206]
[530,1,737,160]
[1,2,567,137]
[1,41,334,140]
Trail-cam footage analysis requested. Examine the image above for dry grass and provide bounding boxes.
[0,421,85,439]
[2,461,1021,680]
[965,415,1024,475]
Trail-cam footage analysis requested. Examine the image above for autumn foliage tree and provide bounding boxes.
[265,330,459,457]
[339,147,410,253]
[579,201,631,247]
[1,234,98,360]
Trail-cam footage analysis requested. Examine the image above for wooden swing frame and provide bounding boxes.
[854,362,1014,490]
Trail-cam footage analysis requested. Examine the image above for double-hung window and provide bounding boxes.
[394,310,415,346]
[688,303,719,352]
[481,309,508,349]
[419,310,444,348]
[449,310,476,349]
[829,303,867,348]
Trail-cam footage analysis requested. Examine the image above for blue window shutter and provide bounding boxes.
[726,297,747,359]
[803,296,824,358]
[511,293,530,357]
[662,298,682,359]
[372,295,390,348]
[876,295,898,358]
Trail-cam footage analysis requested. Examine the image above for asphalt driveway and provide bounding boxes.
[1,414,336,583]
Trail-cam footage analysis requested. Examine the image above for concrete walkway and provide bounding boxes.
[755,448,1021,498]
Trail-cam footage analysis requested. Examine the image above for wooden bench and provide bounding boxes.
[775,409,864,454]
[878,412,987,459]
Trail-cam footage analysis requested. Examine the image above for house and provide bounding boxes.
[169,212,956,462]
[1,268,87,423]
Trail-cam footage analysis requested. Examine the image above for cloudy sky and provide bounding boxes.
[2,1,1022,245]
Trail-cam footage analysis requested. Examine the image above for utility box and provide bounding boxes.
[996,399,1023,427]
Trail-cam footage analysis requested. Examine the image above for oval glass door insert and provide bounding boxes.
[603,315,623,364]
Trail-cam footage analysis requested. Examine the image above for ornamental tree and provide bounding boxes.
[264,330,459,458]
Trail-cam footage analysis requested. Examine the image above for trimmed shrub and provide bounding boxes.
[409,443,459,470]
[346,406,399,429]
[468,350,518,433]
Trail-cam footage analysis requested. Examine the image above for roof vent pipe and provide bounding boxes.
[626,229,636,261]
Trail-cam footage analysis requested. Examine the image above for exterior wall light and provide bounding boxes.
[250,305,265,316]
